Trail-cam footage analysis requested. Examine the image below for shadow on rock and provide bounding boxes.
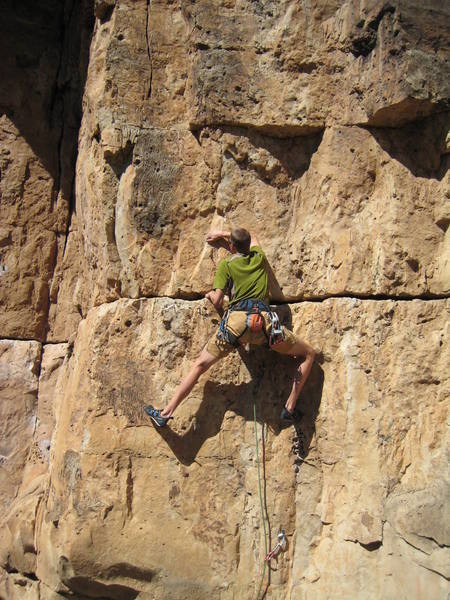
[0,1,94,202]
[154,345,324,467]
[291,362,324,474]
[367,112,449,181]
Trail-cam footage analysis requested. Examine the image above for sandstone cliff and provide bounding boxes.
[0,1,448,599]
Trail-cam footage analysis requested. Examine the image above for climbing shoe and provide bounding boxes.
[280,406,303,423]
[144,405,171,427]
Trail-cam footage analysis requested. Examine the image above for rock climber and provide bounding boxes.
[145,227,316,427]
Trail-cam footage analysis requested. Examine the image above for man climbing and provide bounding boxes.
[145,227,316,427]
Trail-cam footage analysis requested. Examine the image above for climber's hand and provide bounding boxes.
[206,230,230,243]
[205,289,224,310]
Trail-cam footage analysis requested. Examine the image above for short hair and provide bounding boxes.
[231,227,251,254]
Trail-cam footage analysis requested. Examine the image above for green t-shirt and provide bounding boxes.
[213,246,269,306]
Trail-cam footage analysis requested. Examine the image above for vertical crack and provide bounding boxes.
[126,457,133,517]
[43,0,73,344]
[60,0,94,257]
[44,0,94,341]
[49,1,70,211]
[145,0,152,99]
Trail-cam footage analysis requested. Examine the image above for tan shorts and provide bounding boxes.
[206,310,299,359]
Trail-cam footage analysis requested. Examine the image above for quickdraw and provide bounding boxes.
[264,530,287,562]
[217,298,285,348]
[267,310,284,348]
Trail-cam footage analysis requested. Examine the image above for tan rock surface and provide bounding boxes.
[0,116,59,341]
[53,113,449,318]
[0,341,41,516]
[0,1,93,341]
[47,0,449,330]
[31,297,449,598]
[0,569,40,600]
[0,343,67,578]
[186,0,449,130]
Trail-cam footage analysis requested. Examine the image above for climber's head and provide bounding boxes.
[230,227,251,255]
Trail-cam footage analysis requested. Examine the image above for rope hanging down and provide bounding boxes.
[253,401,268,600]
[253,402,288,600]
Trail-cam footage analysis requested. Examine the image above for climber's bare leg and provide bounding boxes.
[283,339,316,413]
[160,347,218,418]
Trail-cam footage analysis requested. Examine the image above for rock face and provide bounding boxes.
[0,1,448,599]
[0,0,94,341]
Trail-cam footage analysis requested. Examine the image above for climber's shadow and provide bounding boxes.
[291,361,323,472]
[155,306,323,466]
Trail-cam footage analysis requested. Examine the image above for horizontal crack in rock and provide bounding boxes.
[1,292,448,345]
[417,563,450,582]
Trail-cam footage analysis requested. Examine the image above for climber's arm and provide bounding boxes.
[205,289,224,310]
[249,231,261,248]
[206,228,261,250]
[206,230,231,242]
[206,230,232,251]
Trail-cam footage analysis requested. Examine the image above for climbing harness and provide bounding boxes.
[217,298,285,348]
[265,530,287,562]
